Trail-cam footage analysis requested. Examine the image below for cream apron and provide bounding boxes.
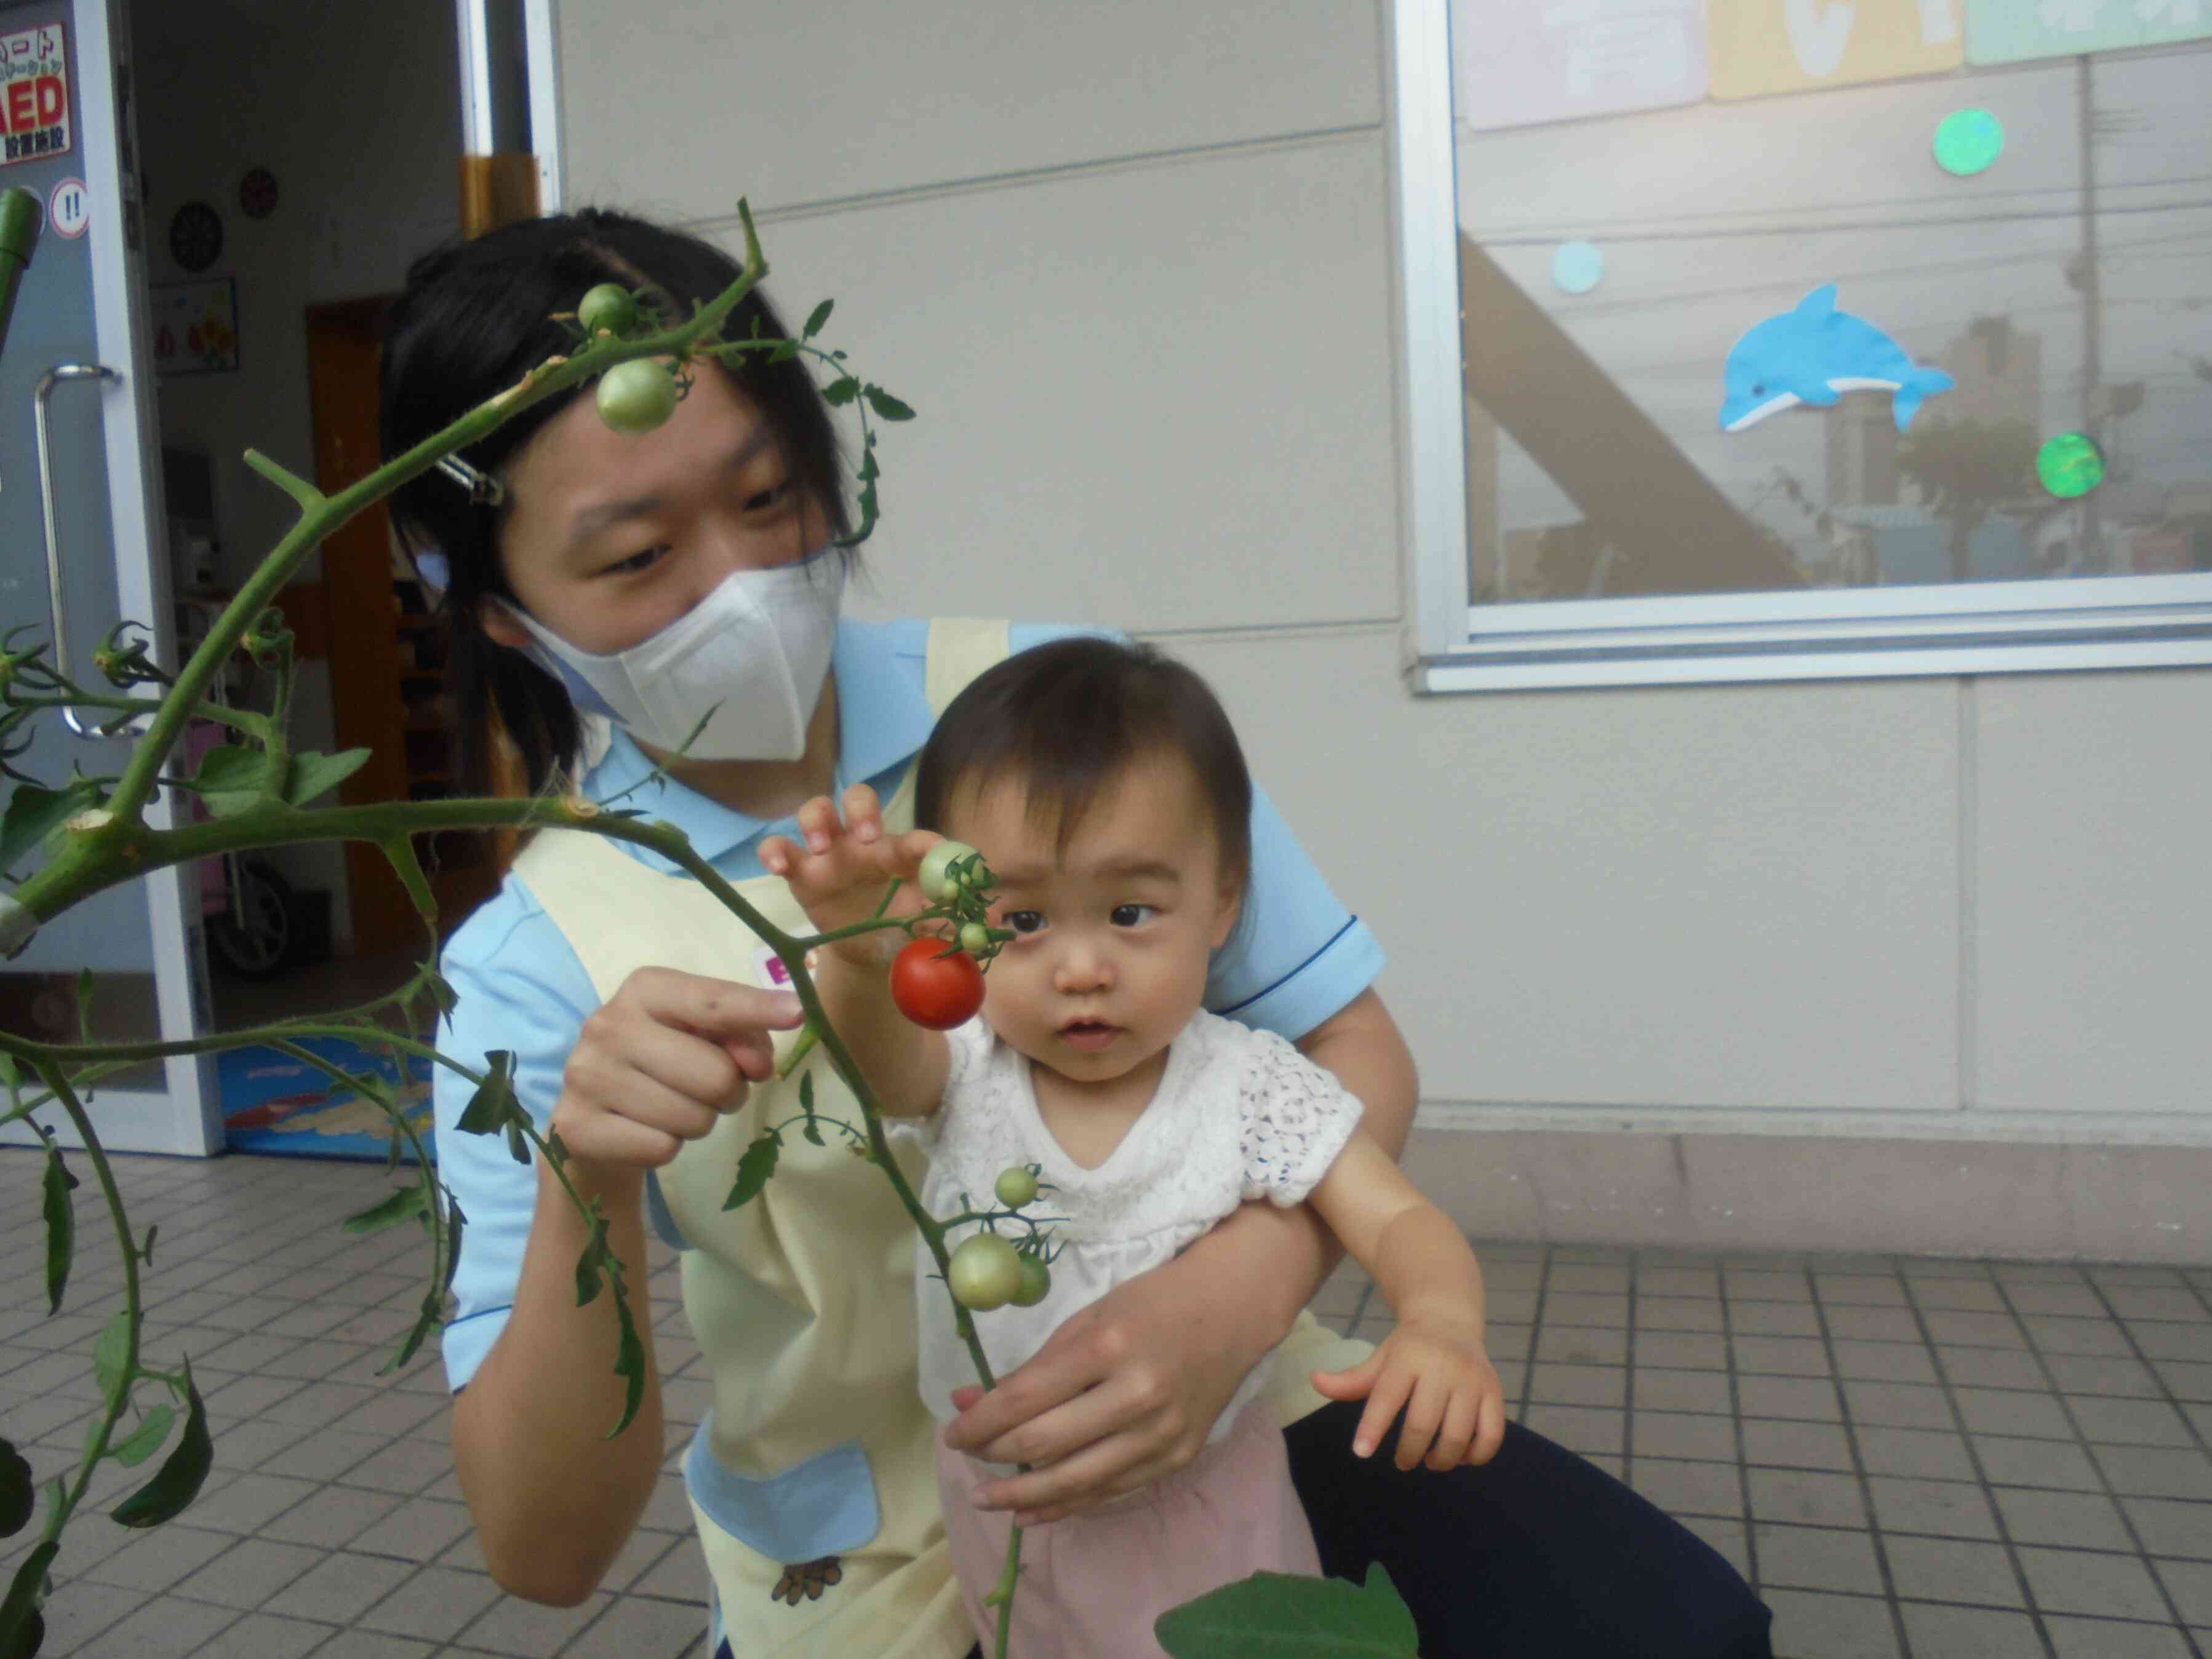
[511,618,1365,1657]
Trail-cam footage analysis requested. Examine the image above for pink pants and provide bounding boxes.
[933,1400,1321,1659]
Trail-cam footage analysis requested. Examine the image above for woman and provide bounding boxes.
[381,209,1773,1659]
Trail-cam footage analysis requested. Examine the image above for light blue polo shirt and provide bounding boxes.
[433,618,1384,1392]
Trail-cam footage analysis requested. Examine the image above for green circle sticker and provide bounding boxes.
[1935,109,2005,177]
[2037,432,2104,499]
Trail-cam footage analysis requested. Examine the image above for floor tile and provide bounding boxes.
[1634,1367,1734,1415]
[453,1589,610,1655]
[2043,1353,2162,1398]
[2042,1614,2197,1659]
[2069,1396,2196,1448]
[198,1612,335,1659]
[2155,1556,2212,1624]
[1896,1599,2041,1658]
[2018,1545,2173,1619]
[1678,1514,1751,1579]
[2124,1499,2212,1561]
[1752,1522,1884,1594]
[1731,1302,1822,1338]
[1815,1276,1909,1308]
[1637,1296,1724,1332]
[1746,1466,1867,1528]
[166,1534,327,1611]
[78,1521,238,1594]
[2095,1446,2212,1503]
[1762,1588,1900,1659]
[1911,1279,2008,1313]
[1855,1426,1976,1482]
[1884,1532,2029,1607]
[1834,1340,1938,1385]
[1842,1380,1953,1431]
[2005,1283,2110,1318]
[1521,1403,1624,1456]
[1533,1326,1627,1367]
[1629,1457,1746,1519]
[1634,1331,1728,1371]
[1991,1486,2137,1551]
[564,1593,709,1655]
[1527,1363,1626,1408]
[1867,1474,2000,1540]
[2028,1316,2137,1357]
[354,1565,506,1643]
[1952,1385,2074,1439]
[1632,1409,1739,1462]
[1937,1345,2049,1392]
[1736,1375,1842,1422]
[57,1593,239,1659]
[1731,1336,1832,1378]
[1824,1307,1920,1343]
[1742,1418,1855,1473]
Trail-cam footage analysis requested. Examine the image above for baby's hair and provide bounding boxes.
[916,637,1253,895]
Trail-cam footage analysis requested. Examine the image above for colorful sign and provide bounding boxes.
[1709,0,1964,100]
[151,278,241,377]
[1966,0,2212,66]
[0,22,68,167]
[1453,0,1708,130]
[47,174,86,238]
[1719,285,1955,434]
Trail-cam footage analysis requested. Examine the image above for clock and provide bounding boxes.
[169,200,222,273]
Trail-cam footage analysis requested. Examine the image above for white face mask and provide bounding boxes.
[505,552,844,763]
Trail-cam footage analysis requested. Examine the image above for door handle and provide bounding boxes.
[34,361,138,738]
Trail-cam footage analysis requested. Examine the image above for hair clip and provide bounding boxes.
[434,453,506,507]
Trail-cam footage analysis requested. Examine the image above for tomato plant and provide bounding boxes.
[919,838,983,902]
[889,937,984,1030]
[597,359,679,436]
[1010,1253,1052,1309]
[948,1233,1023,1311]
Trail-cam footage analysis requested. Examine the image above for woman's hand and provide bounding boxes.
[551,966,804,1180]
[759,783,940,952]
[940,1226,1300,1526]
[1310,1316,1507,1471]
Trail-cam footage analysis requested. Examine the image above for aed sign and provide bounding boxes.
[0,23,70,167]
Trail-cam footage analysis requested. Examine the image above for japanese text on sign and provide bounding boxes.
[0,23,70,167]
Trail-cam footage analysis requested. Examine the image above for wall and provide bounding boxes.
[550,1,2212,1257]
[130,0,462,947]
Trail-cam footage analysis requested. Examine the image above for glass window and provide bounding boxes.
[1395,0,2212,690]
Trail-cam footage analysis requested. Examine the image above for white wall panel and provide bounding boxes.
[742,139,1400,634]
[1174,629,1963,1112]
[557,0,1383,220]
[1972,669,2212,1119]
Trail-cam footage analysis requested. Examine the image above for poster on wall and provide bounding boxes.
[1453,0,1707,131]
[1709,0,1963,100]
[0,22,69,165]
[1965,0,2212,65]
[150,277,241,376]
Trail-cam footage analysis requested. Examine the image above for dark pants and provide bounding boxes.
[1280,1402,1775,1658]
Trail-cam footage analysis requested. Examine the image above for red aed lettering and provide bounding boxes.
[34,75,62,127]
[3,81,32,133]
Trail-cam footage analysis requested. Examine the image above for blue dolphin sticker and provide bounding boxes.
[1720,285,1954,435]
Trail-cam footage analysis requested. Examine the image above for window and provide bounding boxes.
[1392,0,2212,690]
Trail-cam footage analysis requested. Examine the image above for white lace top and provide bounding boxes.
[903,1008,1364,1446]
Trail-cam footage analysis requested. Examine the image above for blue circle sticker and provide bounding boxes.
[1552,241,1603,296]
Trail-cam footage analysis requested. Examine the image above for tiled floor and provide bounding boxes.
[4,1149,2209,1658]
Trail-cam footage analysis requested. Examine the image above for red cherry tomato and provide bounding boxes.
[888,937,984,1030]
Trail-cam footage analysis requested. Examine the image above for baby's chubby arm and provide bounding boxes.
[1304,1134,1508,1472]
[759,784,952,1118]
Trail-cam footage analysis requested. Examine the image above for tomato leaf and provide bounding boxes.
[110,1363,212,1528]
[455,1052,528,1164]
[798,1073,823,1145]
[284,747,372,806]
[821,375,861,407]
[572,1206,609,1308]
[343,1184,428,1235]
[39,1144,74,1316]
[190,744,280,818]
[0,779,99,875]
[863,385,915,422]
[607,1286,647,1439]
[108,1406,174,1469]
[90,1311,132,1406]
[0,1439,31,1537]
[722,1131,780,1211]
[0,1541,56,1659]
[1154,1565,1419,1658]
[801,299,832,340]
[379,835,436,924]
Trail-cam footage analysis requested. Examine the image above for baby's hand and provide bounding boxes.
[1310,1316,1507,1472]
[759,784,941,944]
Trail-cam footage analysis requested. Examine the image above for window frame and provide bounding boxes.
[1387,0,2212,694]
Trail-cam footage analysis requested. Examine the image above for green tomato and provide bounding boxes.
[578,282,639,337]
[994,1166,1039,1209]
[960,921,993,957]
[1011,1254,1052,1308]
[919,840,981,903]
[947,1233,1023,1312]
[597,359,678,436]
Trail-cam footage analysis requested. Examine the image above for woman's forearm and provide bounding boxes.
[452,1160,665,1605]
[1297,989,1418,1158]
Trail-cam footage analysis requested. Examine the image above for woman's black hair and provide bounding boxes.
[915,637,1254,897]
[378,209,848,797]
